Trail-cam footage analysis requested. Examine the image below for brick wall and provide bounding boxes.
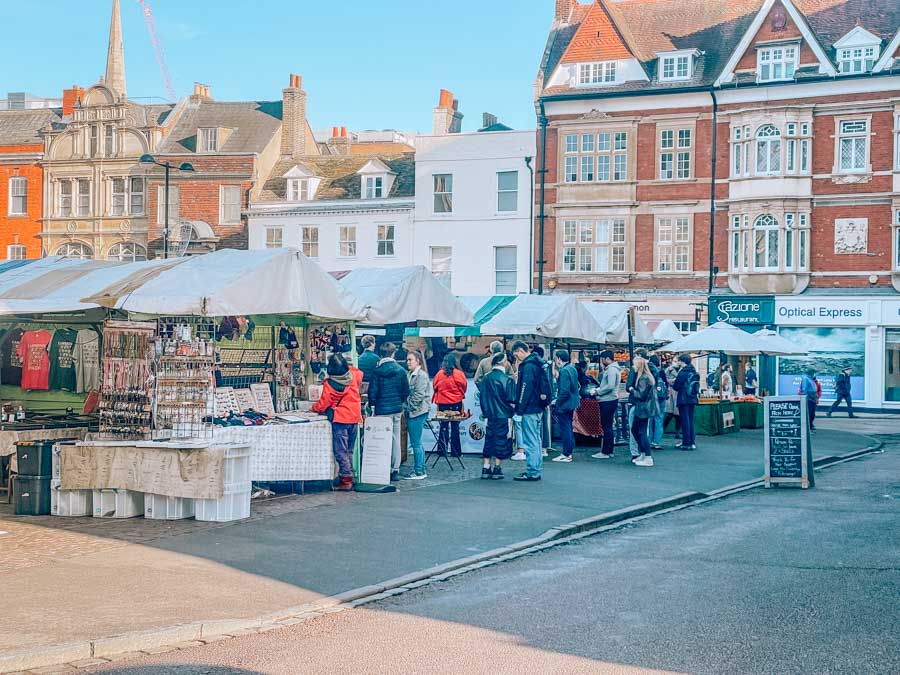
[0,145,43,258]
[146,154,255,254]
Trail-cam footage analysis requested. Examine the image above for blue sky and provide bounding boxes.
[0,0,551,132]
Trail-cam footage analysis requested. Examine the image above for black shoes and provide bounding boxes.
[481,467,492,480]
[513,473,541,482]
[492,466,504,480]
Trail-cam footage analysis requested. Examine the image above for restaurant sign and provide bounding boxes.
[708,296,775,326]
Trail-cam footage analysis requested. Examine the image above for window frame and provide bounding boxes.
[199,127,218,153]
[894,209,900,271]
[338,225,357,258]
[156,185,180,224]
[497,170,518,212]
[430,246,453,289]
[104,125,115,157]
[129,177,145,216]
[107,241,147,262]
[753,214,781,272]
[265,226,283,249]
[76,179,91,217]
[562,129,629,184]
[494,245,517,295]
[219,185,243,225]
[655,216,692,273]
[836,118,870,174]
[59,180,73,217]
[433,174,453,214]
[287,178,310,202]
[6,244,26,260]
[110,177,126,216]
[659,54,692,82]
[7,177,27,216]
[55,241,93,260]
[377,223,396,257]
[755,125,782,176]
[365,176,384,199]
[756,44,798,83]
[578,61,617,86]
[560,218,628,274]
[838,46,878,74]
[301,226,319,259]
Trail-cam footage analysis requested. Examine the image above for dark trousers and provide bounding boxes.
[807,398,818,429]
[830,395,854,417]
[679,404,696,447]
[631,416,651,456]
[599,400,618,456]
[437,402,463,457]
[483,418,513,460]
[332,422,357,478]
[664,412,680,438]
[557,409,575,457]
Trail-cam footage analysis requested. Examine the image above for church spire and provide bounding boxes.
[105,0,127,99]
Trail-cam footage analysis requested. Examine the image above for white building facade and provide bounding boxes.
[413,129,535,296]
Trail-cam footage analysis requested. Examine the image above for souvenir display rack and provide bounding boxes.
[154,317,215,440]
[98,320,156,440]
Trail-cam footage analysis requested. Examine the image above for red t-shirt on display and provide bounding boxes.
[17,330,52,391]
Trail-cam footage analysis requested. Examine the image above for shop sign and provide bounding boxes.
[881,301,900,326]
[775,299,868,326]
[709,296,775,325]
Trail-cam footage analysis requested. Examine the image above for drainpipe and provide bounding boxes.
[538,100,549,295]
[707,88,719,296]
[525,155,534,294]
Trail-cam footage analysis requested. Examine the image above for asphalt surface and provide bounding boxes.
[87,445,899,675]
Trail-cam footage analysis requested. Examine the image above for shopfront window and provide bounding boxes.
[777,327,866,401]
[885,329,900,403]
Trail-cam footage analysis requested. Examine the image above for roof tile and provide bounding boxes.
[559,1,633,64]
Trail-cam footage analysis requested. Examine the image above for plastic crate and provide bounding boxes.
[16,441,54,477]
[92,489,144,519]
[194,481,251,522]
[221,445,251,485]
[50,480,93,517]
[144,493,195,520]
[51,441,79,480]
[14,475,52,515]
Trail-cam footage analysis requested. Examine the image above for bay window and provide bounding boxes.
[754,214,780,271]
[755,125,781,175]
[731,212,809,273]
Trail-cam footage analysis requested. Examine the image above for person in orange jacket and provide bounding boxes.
[313,353,363,491]
[432,353,468,458]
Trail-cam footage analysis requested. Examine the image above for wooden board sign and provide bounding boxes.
[764,396,814,489]
[361,416,393,486]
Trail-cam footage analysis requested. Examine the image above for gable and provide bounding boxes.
[717,0,836,84]
[559,1,632,64]
[283,163,317,179]
[356,158,395,175]
[833,26,882,49]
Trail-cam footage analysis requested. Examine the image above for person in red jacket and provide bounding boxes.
[313,353,363,491]
[432,353,468,458]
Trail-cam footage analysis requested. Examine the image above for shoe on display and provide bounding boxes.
[403,473,427,481]
[552,454,573,463]
[591,452,613,459]
[634,455,654,467]
[511,452,526,461]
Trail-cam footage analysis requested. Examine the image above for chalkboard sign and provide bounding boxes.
[764,396,814,489]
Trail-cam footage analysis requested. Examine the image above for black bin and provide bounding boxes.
[16,440,54,476]
[14,475,52,515]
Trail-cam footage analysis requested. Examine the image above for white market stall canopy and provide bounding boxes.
[0,249,368,322]
[336,266,474,327]
[406,295,517,338]
[580,301,654,345]
[652,319,685,345]
[480,295,606,343]
[751,328,808,356]
[661,321,806,356]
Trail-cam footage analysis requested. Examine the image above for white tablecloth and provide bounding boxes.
[213,421,334,482]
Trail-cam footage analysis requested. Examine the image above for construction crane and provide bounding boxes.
[136,0,177,102]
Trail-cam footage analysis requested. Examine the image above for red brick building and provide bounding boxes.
[534,0,900,332]
[0,109,62,259]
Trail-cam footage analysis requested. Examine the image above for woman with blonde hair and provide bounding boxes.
[628,356,659,467]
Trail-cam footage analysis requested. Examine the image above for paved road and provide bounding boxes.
[88,445,899,675]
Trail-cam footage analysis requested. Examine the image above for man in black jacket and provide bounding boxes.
[480,353,516,480]
[828,367,856,418]
[368,342,410,481]
[552,349,580,463]
[357,335,379,383]
[512,341,548,482]
[672,354,700,450]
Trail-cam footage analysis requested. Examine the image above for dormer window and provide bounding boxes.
[838,47,878,74]
[365,176,384,199]
[659,54,692,81]
[579,61,617,86]
[757,45,798,82]
[287,178,310,202]
[199,127,218,152]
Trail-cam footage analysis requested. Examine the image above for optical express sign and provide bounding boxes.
[711,297,886,326]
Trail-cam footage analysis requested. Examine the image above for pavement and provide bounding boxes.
[83,438,900,675]
[0,421,882,668]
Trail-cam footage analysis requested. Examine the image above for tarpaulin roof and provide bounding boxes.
[405,295,516,337]
[751,328,808,356]
[661,322,806,356]
[480,295,606,343]
[337,266,474,327]
[652,319,685,344]
[580,301,653,345]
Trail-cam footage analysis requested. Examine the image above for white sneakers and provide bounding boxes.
[591,452,612,459]
[634,455,654,467]
[552,454,573,463]
[511,451,526,461]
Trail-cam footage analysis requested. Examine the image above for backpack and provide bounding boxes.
[537,361,554,408]
[655,370,668,401]
[688,373,701,399]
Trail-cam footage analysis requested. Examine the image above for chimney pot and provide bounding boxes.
[62,85,84,116]
[438,89,454,108]
[289,73,303,89]
[340,126,347,138]
[332,126,339,138]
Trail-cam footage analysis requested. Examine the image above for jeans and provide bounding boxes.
[829,395,854,417]
[331,422,357,478]
[599,400,618,456]
[406,412,427,475]
[557,409,575,457]
[807,398,817,429]
[520,413,543,477]
[388,413,402,471]
[631,416,651,456]
[650,403,666,446]
[679,404,696,447]
[513,416,524,450]
[437,402,463,456]
[627,406,645,457]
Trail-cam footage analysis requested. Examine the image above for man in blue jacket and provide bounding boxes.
[511,341,548,481]
[552,349,580,463]
[357,335,379,383]
[672,354,700,450]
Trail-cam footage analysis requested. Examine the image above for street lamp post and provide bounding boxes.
[140,154,194,259]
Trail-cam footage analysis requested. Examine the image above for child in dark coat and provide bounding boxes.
[479,353,516,480]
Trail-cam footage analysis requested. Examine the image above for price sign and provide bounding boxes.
[764,396,814,489]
